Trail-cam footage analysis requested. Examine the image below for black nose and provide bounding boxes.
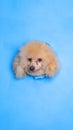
[30,66,35,71]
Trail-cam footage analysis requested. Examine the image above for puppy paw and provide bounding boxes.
[46,61,59,77]
[15,66,26,78]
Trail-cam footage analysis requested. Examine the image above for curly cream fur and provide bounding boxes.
[13,41,59,78]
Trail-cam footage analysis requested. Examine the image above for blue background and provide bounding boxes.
[0,0,73,130]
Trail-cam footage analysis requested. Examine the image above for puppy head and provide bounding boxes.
[20,41,49,76]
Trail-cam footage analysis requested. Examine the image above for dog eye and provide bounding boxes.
[28,58,32,62]
[38,58,42,62]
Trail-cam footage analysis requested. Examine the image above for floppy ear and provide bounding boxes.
[45,54,59,77]
[13,54,27,78]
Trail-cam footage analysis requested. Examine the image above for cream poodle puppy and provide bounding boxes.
[13,41,59,78]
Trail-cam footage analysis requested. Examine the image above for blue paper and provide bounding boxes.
[0,0,73,130]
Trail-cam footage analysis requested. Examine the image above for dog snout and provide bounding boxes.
[30,66,35,71]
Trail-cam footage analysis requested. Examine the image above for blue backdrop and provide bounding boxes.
[0,0,73,130]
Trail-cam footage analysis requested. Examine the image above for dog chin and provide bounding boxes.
[27,69,44,76]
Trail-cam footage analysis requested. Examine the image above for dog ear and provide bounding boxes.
[46,55,59,77]
[13,54,27,78]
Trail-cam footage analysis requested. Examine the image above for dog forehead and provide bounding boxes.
[26,43,42,51]
[24,48,43,58]
[20,42,49,59]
